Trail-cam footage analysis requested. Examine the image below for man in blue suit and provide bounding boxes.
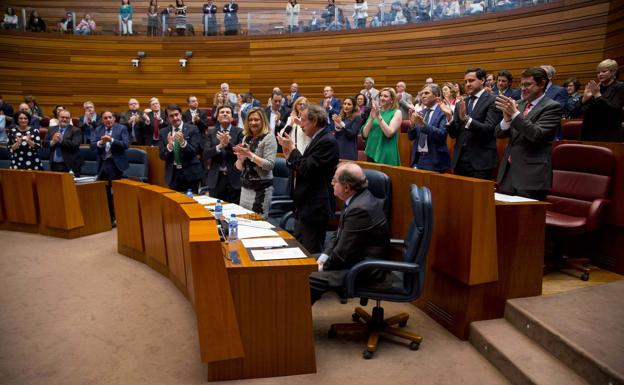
[91,110,130,225]
[408,84,450,172]
[540,65,568,107]
[320,86,341,131]
[492,70,521,100]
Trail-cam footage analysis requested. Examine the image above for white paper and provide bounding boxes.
[241,237,288,248]
[236,226,279,239]
[494,192,537,203]
[250,247,308,261]
[74,176,97,183]
[222,203,254,216]
[236,219,274,229]
[194,195,219,205]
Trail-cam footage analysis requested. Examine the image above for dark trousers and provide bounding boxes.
[295,219,327,255]
[50,161,81,176]
[98,158,124,223]
[209,172,240,203]
[453,156,493,180]
[498,165,547,201]
[170,168,200,194]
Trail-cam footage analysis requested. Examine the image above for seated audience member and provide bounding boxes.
[492,70,521,100]
[563,77,582,119]
[332,96,362,160]
[27,11,47,32]
[579,59,624,142]
[276,103,339,254]
[361,87,402,166]
[307,11,322,32]
[495,67,562,200]
[233,107,278,218]
[182,95,209,134]
[281,96,311,153]
[17,103,40,129]
[79,101,99,144]
[143,97,169,146]
[48,105,65,127]
[43,109,83,175]
[91,110,130,225]
[408,84,450,172]
[120,98,144,144]
[322,0,337,25]
[265,91,290,135]
[355,93,371,126]
[540,64,569,107]
[2,7,18,29]
[465,0,485,15]
[309,162,389,305]
[8,111,42,170]
[24,95,43,120]
[203,105,244,202]
[158,104,204,193]
[321,86,341,131]
[58,12,74,34]
[75,14,96,35]
[396,81,414,119]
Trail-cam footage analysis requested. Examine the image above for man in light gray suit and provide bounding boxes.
[495,67,562,200]
[396,81,413,119]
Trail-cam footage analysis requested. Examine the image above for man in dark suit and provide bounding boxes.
[265,90,290,135]
[203,105,244,202]
[277,103,339,254]
[441,67,502,180]
[143,97,170,146]
[321,86,342,131]
[492,70,521,100]
[408,84,450,172]
[91,110,130,224]
[78,101,99,144]
[120,98,144,145]
[309,162,389,304]
[42,109,83,175]
[158,104,204,193]
[285,82,301,108]
[540,65,568,107]
[182,95,209,134]
[495,67,562,200]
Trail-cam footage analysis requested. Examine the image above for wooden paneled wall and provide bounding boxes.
[0,0,620,116]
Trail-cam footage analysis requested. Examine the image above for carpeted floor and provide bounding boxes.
[0,229,509,385]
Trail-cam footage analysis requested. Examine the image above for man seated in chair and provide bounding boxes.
[310,162,389,305]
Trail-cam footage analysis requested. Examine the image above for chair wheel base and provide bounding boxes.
[352,312,360,322]
[581,272,590,281]
[399,320,407,327]
[363,350,374,359]
[410,341,420,351]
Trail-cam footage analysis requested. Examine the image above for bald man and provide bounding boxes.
[309,162,389,304]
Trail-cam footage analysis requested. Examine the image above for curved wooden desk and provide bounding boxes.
[112,180,317,381]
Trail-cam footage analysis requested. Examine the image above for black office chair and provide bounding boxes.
[123,148,149,182]
[268,157,293,226]
[329,184,432,359]
[0,147,10,169]
[79,146,98,176]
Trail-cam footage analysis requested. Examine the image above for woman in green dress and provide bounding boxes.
[361,87,403,166]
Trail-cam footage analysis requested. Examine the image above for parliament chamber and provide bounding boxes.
[1,0,623,383]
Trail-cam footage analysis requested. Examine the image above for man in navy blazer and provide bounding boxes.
[91,110,130,224]
[541,65,568,107]
[442,67,502,180]
[277,103,339,254]
[158,104,204,193]
[320,86,342,131]
[495,67,562,200]
[285,82,301,108]
[408,84,450,172]
[78,101,99,144]
[492,70,521,100]
[143,97,170,146]
[42,109,84,175]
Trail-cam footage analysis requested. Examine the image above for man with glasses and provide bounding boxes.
[120,98,144,145]
[43,109,83,175]
[494,67,562,200]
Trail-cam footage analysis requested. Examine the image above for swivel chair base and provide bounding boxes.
[328,301,423,359]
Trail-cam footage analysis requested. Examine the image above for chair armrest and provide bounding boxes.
[587,198,610,232]
[270,199,293,207]
[345,259,420,295]
[389,238,405,246]
[198,186,210,195]
[279,210,295,230]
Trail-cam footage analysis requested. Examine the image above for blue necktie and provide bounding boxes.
[418,109,431,150]
[55,127,66,161]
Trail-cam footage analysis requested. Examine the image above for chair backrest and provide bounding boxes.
[123,148,148,181]
[402,185,433,298]
[561,119,582,140]
[0,147,10,169]
[546,144,615,219]
[79,146,98,176]
[363,168,392,221]
[272,157,291,198]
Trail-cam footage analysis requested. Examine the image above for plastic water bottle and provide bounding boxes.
[214,199,223,218]
[228,214,240,264]
[186,188,193,198]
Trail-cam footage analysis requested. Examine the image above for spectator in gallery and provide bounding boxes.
[119,0,134,35]
[175,0,188,36]
[2,7,18,29]
[147,5,160,36]
[224,0,239,35]
[75,13,96,35]
[286,0,300,33]
[27,10,47,32]
[353,0,368,29]
[58,12,74,34]
[203,1,218,36]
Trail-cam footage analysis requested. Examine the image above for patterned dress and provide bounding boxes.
[238,133,277,219]
[8,126,42,170]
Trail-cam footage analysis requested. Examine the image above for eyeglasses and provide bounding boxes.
[520,82,537,89]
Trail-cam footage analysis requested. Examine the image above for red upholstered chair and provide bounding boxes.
[545,143,616,280]
[561,119,583,140]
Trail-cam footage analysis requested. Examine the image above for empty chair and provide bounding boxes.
[0,147,10,168]
[329,184,432,359]
[123,148,148,181]
[268,156,292,226]
[79,146,98,176]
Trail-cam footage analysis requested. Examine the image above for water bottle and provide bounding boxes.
[214,199,223,218]
[186,188,193,198]
[228,214,240,264]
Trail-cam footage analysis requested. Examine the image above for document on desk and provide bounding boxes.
[494,192,538,203]
[250,247,308,261]
[241,237,287,248]
[236,224,279,239]
[74,176,97,183]
[222,204,254,216]
[194,195,219,205]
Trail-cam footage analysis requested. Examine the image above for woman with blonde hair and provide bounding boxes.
[361,87,402,165]
[280,96,311,153]
[441,81,458,111]
[211,92,231,119]
[233,108,278,218]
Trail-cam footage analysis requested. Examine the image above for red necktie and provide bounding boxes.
[523,103,532,118]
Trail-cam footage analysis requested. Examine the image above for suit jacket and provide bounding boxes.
[119,110,144,145]
[322,189,390,286]
[398,92,414,119]
[42,125,83,171]
[544,84,568,107]
[202,124,244,189]
[90,123,130,174]
[287,128,339,225]
[182,108,209,133]
[144,110,170,146]
[78,113,99,144]
[495,97,562,192]
[264,105,290,134]
[285,91,301,108]
[320,97,342,131]
[408,106,450,172]
[492,86,521,100]
[447,91,502,171]
[335,115,362,160]
[158,123,204,187]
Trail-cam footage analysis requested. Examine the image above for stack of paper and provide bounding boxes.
[193,195,220,205]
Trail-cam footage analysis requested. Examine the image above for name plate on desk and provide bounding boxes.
[249,247,308,261]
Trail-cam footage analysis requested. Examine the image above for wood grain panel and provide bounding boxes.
[137,184,173,275]
[0,170,38,225]
[34,171,84,231]
[162,192,196,295]
[113,179,146,261]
